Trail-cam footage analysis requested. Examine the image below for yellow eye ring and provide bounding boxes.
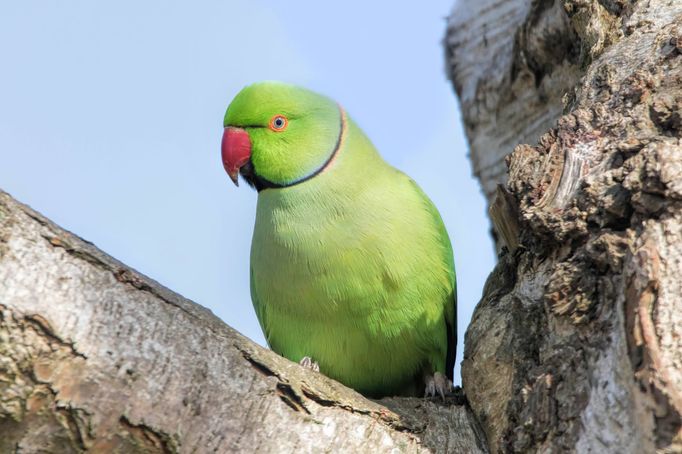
[269,115,288,131]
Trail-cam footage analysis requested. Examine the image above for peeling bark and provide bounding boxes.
[447,0,682,452]
[0,191,487,453]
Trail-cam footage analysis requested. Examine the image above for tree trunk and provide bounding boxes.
[0,190,487,452]
[446,0,682,452]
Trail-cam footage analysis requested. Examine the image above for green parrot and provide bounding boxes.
[221,82,456,398]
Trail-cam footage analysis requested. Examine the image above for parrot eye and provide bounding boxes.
[269,115,288,131]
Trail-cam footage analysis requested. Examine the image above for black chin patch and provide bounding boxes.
[239,161,283,192]
[238,161,260,191]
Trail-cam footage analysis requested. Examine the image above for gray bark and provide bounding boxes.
[0,190,488,453]
[446,0,682,452]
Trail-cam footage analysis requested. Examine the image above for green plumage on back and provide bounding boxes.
[222,82,456,397]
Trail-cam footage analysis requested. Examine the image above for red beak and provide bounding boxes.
[221,127,252,186]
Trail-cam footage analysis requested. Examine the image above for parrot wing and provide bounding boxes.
[407,177,457,382]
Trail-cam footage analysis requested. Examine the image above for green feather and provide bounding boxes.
[226,82,456,397]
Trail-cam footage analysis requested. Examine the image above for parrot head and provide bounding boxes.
[222,82,343,191]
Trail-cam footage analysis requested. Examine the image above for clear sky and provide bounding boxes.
[0,1,494,383]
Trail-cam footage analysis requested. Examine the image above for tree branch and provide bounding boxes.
[0,190,487,452]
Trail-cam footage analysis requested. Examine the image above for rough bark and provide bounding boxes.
[447,0,682,452]
[0,190,488,453]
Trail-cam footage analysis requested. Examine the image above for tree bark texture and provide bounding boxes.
[0,190,488,453]
[447,0,682,452]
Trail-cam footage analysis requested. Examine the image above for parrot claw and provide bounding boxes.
[424,372,452,401]
[299,356,320,372]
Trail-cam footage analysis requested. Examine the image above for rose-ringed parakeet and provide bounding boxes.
[221,82,456,398]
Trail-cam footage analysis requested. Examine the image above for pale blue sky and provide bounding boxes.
[0,1,494,383]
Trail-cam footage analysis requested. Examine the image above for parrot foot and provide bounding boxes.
[299,356,320,372]
[424,372,452,401]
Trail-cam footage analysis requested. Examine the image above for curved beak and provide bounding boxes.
[221,127,252,186]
